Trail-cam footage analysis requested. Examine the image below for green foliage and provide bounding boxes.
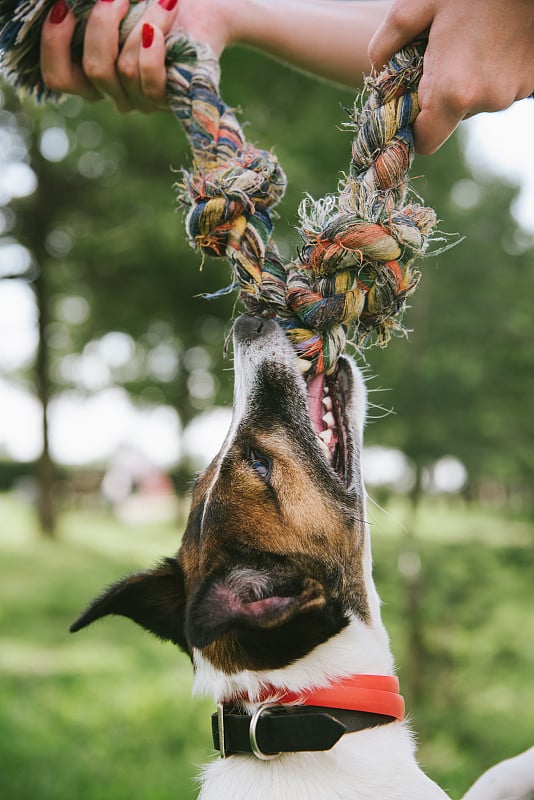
[1,493,533,799]
[0,494,212,800]
[0,460,37,489]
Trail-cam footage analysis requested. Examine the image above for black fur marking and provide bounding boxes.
[234,601,349,670]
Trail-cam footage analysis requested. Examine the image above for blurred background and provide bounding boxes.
[1,42,533,800]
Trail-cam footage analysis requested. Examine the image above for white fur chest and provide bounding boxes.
[198,725,450,800]
[192,620,450,800]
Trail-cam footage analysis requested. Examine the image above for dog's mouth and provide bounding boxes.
[304,361,351,483]
[232,315,355,486]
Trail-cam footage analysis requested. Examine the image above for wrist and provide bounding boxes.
[213,0,248,51]
[229,0,268,49]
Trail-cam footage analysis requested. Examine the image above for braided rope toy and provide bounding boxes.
[0,0,440,377]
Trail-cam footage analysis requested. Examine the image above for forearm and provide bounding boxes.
[229,0,391,87]
[40,0,391,111]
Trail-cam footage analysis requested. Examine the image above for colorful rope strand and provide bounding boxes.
[164,35,438,374]
[0,0,439,375]
[165,35,287,311]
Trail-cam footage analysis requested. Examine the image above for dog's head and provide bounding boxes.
[71,315,372,673]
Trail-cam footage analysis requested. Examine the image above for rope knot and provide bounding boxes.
[164,32,289,294]
[182,146,286,289]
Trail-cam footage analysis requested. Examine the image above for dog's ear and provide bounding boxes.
[70,557,187,650]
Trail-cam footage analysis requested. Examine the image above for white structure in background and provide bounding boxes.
[49,389,181,468]
[464,103,534,234]
[363,447,467,495]
[182,407,233,469]
[102,444,180,525]
[363,446,415,493]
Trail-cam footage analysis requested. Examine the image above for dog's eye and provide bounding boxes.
[248,449,272,483]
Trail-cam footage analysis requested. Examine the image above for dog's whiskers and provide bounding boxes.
[367,401,395,418]
[366,492,408,536]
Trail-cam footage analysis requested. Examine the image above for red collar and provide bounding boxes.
[252,674,405,721]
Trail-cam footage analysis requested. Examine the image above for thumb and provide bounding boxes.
[368,0,433,69]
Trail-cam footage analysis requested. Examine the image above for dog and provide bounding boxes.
[70,314,533,800]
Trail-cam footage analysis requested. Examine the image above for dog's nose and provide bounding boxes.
[234,314,278,342]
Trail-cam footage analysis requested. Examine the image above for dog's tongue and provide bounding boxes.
[307,372,325,435]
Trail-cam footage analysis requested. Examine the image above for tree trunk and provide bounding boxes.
[400,466,426,707]
[34,263,56,538]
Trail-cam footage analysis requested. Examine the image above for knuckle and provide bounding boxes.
[482,89,513,113]
[117,56,138,84]
[387,3,414,34]
[441,81,513,116]
[82,56,107,81]
[516,81,534,102]
[40,68,65,92]
[441,83,475,117]
[142,79,165,103]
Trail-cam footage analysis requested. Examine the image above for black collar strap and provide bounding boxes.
[212,702,396,760]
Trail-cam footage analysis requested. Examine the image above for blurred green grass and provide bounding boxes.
[0,494,212,800]
[1,492,533,799]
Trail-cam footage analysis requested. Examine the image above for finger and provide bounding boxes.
[368,0,433,69]
[117,0,178,109]
[40,0,100,100]
[414,69,468,155]
[415,85,519,154]
[138,23,168,110]
[83,0,132,113]
[413,106,460,155]
[414,47,478,155]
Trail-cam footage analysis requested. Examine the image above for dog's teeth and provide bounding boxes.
[297,358,312,374]
[317,439,331,459]
[319,429,333,445]
[322,411,336,429]
[323,384,329,395]
[322,395,333,411]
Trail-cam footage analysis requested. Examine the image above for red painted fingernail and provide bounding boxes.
[49,0,69,24]
[158,0,177,11]
[142,23,154,49]
[100,0,116,4]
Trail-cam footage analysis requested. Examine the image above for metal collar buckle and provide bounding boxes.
[248,703,281,761]
[217,703,227,758]
[217,702,282,760]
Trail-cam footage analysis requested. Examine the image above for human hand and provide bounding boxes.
[368,0,534,154]
[40,0,234,112]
